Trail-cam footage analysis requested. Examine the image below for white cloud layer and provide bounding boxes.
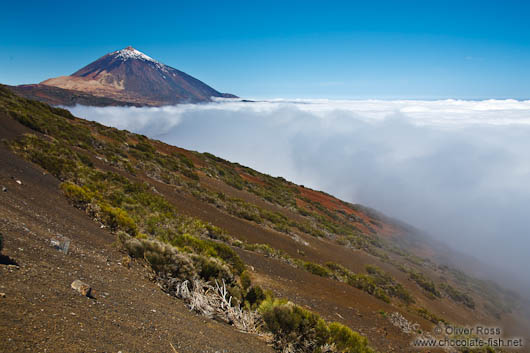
[70,99,530,288]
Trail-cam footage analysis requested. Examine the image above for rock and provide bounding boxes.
[0,293,6,298]
[50,236,70,254]
[71,280,94,298]
[15,180,22,185]
[1,186,6,192]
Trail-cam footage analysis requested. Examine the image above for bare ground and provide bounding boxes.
[0,145,273,353]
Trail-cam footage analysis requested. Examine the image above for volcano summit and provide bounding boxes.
[12,46,236,106]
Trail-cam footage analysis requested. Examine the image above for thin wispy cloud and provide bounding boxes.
[71,99,530,290]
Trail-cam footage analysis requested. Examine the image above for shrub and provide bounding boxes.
[124,238,144,258]
[325,262,356,282]
[99,204,138,236]
[181,168,200,181]
[192,255,234,283]
[169,234,245,275]
[416,307,446,324]
[245,285,266,307]
[76,152,93,167]
[409,271,441,298]
[25,142,77,180]
[388,283,415,305]
[211,242,245,275]
[227,285,243,305]
[240,271,252,290]
[177,153,195,169]
[347,274,390,303]
[124,238,196,280]
[132,141,156,154]
[328,322,374,353]
[260,299,328,351]
[61,182,92,208]
[301,261,332,278]
[259,298,375,353]
[241,242,284,258]
[440,283,475,309]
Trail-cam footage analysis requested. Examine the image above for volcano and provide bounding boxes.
[14,46,236,106]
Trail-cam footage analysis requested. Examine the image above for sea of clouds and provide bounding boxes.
[70,99,530,289]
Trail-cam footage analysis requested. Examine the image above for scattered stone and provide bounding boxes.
[7,265,19,271]
[50,235,71,254]
[1,186,6,192]
[71,280,94,298]
[0,293,6,298]
[388,312,419,334]
[15,180,22,185]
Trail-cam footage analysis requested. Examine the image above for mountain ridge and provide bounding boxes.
[14,47,237,106]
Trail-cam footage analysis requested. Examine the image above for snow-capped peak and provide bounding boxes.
[113,46,158,63]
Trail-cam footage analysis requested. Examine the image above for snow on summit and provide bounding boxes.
[113,46,157,62]
[36,46,236,105]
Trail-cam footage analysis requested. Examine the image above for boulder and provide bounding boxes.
[71,280,94,298]
[50,236,70,254]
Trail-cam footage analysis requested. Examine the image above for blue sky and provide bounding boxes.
[1,0,530,99]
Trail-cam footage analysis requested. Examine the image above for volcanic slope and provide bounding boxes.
[0,85,528,353]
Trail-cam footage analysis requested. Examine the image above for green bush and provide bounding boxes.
[260,299,329,351]
[416,307,446,324]
[124,238,196,280]
[440,283,475,309]
[99,204,138,236]
[192,255,234,283]
[259,298,375,353]
[76,152,93,167]
[245,285,266,307]
[61,182,92,208]
[132,141,156,154]
[169,234,245,275]
[300,261,332,278]
[241,242,285,258]
[177,153,195,169]
[409,271,441,298]
[388,283,415,305]
[181,168,200,181]
[210,242,245,275]
[240,271,252,290]
[328,322,374,353]
[347,274,390,303]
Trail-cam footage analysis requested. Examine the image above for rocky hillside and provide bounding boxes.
[0,85,528,353]
[13,47,236,106]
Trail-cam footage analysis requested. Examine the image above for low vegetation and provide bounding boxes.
[234,239,416,305]
[440,283,475,309]
[408,270,441,298]
[260,298,375,353]
[415,307,446,324]
[1,85,515,353]
[305,261,415,304]
[122,236,377,352]
[1,86,377,353]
